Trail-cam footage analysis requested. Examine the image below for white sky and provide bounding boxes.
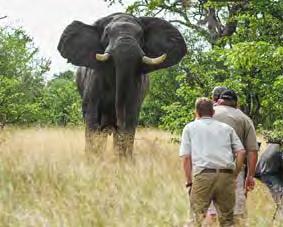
[1,0,124,79]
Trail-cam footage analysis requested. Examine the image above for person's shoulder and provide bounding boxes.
[214,105,233,113]
[213,105,225,116]
[214,119,228,127]
[183,120,196,130]
[232,108,247,117]
[235,109,254,124]
[213,119,234,131]
[213,105,224,110]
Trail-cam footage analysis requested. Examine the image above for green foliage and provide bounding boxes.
[0,27,49,125]
[221,42,283,126]
[260,120,283,145]
[0,26,82,127]
[139,68,180,126]
[115,0,283,134]
[0,77,41,124]
[41,71,82,126]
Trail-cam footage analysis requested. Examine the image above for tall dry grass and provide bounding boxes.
[0,127,280,227]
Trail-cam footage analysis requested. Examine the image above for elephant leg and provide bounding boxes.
[113,104,137,158]
[84,98,108,153]
[85,128,108,153]
[125,132,135,157]
[113,131,123,157]
[113,130,135,158]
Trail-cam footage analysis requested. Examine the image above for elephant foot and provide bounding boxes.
[113,132,134,158]
[85,130,108,153]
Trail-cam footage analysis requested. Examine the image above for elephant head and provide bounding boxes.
[57,13,186,156]
[57,13,186,73]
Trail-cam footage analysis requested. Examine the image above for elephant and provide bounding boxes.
[57,13,187,157]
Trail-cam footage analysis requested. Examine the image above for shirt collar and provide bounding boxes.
[199,116,212,120]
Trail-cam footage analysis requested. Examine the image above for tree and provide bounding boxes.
[0,25,82,127]
[41,70,82,126]
[0,26,50,126]
[106,0,252,44]
[139,67,181,126]
[106,0,283,134]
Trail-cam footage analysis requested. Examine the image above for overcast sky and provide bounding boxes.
[1,0,124,79]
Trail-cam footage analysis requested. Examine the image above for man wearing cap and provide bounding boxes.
[213,89,259,226]
[211,86,227,105]
[180,97,246,227]
[205,86,229,223]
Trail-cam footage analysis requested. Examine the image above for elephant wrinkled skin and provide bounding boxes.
[57,13,187,157]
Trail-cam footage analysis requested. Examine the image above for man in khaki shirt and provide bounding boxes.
[180,97,246,227]
[214,89,259,226]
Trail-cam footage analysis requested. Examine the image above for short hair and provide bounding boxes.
[195,97,214,117]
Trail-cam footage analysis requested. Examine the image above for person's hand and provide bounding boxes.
[217,99,224,105]
[245,176,255,192]
[186,182,192,195]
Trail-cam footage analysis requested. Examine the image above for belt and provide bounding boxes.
[202,168,234,174]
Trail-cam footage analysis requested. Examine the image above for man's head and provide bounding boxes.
[219,89,238,107]
[195,97,214,118]
[212,86,227,102]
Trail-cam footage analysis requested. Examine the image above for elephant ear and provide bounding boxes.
[139,17,187,74]
[57,21,103,68]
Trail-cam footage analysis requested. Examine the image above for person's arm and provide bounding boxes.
[244,119,259,191]
[245,150,258,191]
[247,151,258,177]
[179,125,192,191]
[235,149,246,176]
[183,155,192,185]
[231,128,246,176]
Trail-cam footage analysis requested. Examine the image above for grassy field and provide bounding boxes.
[0,127,280,227]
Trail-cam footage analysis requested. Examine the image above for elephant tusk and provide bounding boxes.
[142,54,167,65]
[96,52,110,62]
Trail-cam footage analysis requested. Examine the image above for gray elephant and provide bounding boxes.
[57,13,187,156]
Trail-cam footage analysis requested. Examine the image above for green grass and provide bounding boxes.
[0,128,281,226]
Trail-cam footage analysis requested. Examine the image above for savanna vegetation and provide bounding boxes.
[0,128,280,226]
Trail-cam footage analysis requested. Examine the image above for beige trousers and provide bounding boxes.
[190,171,236,227]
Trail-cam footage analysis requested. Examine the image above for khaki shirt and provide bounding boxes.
[214,105,258,151]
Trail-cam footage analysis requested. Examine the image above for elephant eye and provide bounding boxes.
[101,31,109,44]
[140,36,144,45]
[138,32,144,45]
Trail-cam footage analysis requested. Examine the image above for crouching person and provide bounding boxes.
[255,142,283,221]
[179,97,246,227]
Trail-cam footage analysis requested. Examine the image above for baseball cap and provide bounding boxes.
[219,89,238,102]
[212,86,227,98]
